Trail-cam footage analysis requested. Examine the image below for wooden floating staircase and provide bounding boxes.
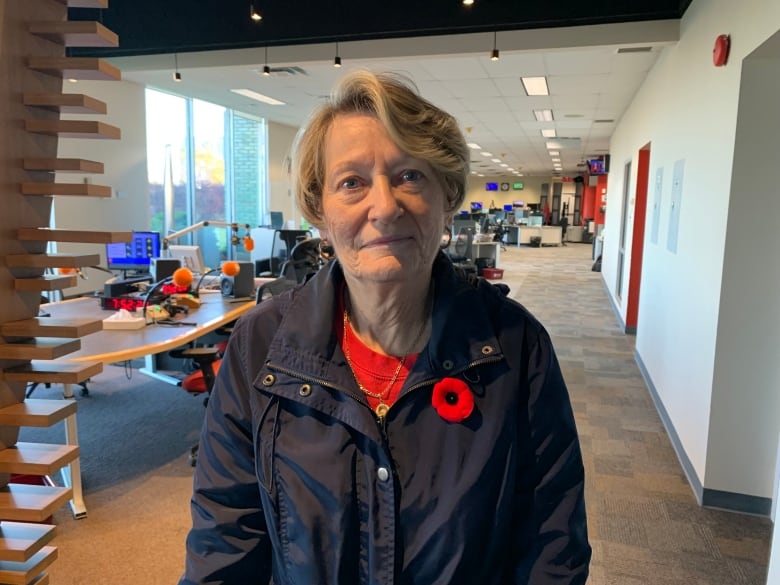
[0,0,122,581]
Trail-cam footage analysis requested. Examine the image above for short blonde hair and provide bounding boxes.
[292,70,470,228]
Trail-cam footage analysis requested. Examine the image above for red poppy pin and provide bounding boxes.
[432,377,474,423]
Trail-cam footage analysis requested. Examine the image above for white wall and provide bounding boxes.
[267,122,299,227]
[603,0,780,499]
[707,43,780,496]
[55,79,150,296]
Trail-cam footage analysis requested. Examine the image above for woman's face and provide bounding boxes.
[319,113,449,285]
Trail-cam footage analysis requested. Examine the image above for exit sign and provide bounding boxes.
[512,182,524,190]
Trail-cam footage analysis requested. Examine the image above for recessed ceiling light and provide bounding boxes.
[521,76,549,96]
[533,109,554,122]
[500,163,508,168]
[230,89,285,105]
[491,158,501,163]
[481,152,492,157]
[467,142,482,149]
[549,151,560,156]
[541,129,557,138]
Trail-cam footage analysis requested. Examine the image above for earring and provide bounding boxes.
[318,238,334,259]
[440,226,452,250]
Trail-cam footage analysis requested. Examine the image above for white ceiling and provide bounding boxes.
[110,20,680,177]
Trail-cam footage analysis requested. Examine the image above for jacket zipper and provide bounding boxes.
[266,360,368,408]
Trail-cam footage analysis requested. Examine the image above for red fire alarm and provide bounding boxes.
[713,34,730,67]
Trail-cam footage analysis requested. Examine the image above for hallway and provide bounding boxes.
[500,242,772,584]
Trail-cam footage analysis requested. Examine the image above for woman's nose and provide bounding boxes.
[367,177,403,222]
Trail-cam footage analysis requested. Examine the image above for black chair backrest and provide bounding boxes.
[446,226,474,263]
[255,277,298,304]
[280,237,329,283]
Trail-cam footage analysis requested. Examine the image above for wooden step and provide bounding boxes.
[0,400,77,428]
[24,120,120,140]
[27,57,121,81]
[23,94,107,115]
[29,573,49,585]
[20,183,112,198]
[23,158,104,174]
[4,253,101,269]
[0,484,72,523]
[17,228,132,244]
[28,21,118,48]
[0,545,57,585]
[0,317,102,339]
[55,0,109,8]
[0,339,80,361]
[0,522,56,563]
[1,361,102,385]
[13,275,78,293]
[0,443,79,476]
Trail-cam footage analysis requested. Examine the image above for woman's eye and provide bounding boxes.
[339,177,360,190]
[400,169,423,182]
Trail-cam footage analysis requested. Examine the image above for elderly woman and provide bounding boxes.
[180,71,590,584]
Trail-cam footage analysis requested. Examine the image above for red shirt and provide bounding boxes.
[336,290,419,413]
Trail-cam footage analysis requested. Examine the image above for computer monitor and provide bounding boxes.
[105,231,161,273]
[269,211,285,229]
[168,244,206,274]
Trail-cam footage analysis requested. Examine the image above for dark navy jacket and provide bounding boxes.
[180,253,591,584]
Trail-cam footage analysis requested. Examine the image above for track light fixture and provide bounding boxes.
[173,53,182,82]
[263,46,271,76]
[250,3,262,21]
[491,32,500,61]
[334,42,342,68]
[462,0,474,5]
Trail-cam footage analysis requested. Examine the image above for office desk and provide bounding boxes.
[470,241,501,267]
[40,294,256,518]
[46,294,255,366]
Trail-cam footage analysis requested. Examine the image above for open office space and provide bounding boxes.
[1,0,779,582]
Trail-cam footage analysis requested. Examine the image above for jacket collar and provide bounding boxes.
[265,253,503,387]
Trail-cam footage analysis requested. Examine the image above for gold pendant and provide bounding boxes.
[375,403,389,418]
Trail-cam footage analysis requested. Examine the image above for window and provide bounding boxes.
[145,89,268,266]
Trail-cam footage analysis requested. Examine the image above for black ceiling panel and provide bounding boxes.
[71,0,694,57]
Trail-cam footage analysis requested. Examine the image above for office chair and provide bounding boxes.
[270,229,312,277]
[279,237,331,283]
[171,277,300,466]
[492,220,508,251]
[444,226,477,274]
[169,345,221,466]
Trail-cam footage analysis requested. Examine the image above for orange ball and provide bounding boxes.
[243,236,255,252]
[58,267,78,275]
[172,267,194,287]
[221,261,240,277]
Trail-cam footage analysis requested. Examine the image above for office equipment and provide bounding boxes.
[151,257,181,282]
[105,230,161,273]
[219,261,255,297]
[168,244,205,273]
[269,211,285,229]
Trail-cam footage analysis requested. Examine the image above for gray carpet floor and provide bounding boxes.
[20,242,772,584]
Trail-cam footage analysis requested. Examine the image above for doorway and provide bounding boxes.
[615,161,631,300]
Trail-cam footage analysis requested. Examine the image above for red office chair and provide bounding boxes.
[171,277,301,466]
[170,345,222,466]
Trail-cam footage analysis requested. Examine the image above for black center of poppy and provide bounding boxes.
[445,392,459,405]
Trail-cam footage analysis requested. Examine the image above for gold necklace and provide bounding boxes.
[342,307,427,419]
